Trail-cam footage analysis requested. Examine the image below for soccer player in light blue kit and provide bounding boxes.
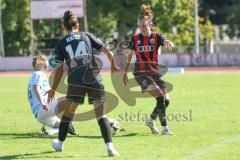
[27,54,78,135]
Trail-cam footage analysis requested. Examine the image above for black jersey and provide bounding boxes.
[129,32,165,74]
[54,32,105,85]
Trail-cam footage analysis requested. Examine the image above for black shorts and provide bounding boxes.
[134,72,167,94]
[66,81,105,104]
[66,68,105,104]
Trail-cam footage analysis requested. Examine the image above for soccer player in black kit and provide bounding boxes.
[123,4,175,135]
[48,10,120,156]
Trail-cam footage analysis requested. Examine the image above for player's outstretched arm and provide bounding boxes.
[47,63,64,103]
[102,47,120,73]
[123,50,133,85]
[164,40,174,52]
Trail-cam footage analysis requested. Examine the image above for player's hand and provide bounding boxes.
[111,65,120,73]
[164,40,174,52]
[123,72,128,85]
[47,89,55,103]
[42,104,48,111]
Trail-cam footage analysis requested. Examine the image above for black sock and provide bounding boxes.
[151,106,159,120]
[58,115,73,141]
[156,97,167,126]
[150,97,163,120]
[159,114,167,126]
[150,97,164,120]
[98,118,112,143]
[165,99,170,108]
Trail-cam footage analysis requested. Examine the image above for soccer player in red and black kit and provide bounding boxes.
[123,4,174,135]
[47,10,120,156]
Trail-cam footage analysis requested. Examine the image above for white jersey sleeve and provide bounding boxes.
[28,71,50,117]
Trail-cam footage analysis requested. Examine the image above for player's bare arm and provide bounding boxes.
[123,49,133,85]
[33,85,48,111]
[102,47,120,73]
[47,63,64,102]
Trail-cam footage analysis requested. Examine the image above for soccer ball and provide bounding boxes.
[108,119,120,135]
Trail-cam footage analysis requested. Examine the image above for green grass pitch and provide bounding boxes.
[0,73,240,160]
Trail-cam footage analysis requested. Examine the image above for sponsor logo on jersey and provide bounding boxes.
[138,45,154,52]
[150,39,155,44]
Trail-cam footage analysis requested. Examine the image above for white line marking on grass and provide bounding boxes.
[180,135,240,160]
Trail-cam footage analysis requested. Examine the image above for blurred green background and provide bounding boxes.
[1,0,239,56]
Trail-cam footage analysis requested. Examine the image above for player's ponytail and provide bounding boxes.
[63,10,79,31]
[141,4,153,19]
[138,4,153,26]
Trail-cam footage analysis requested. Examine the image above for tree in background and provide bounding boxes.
[0,0,4,13]
[0,0,5,56]
[87,0,214,53]
[1,0,66,56]
[107,0,152,41]
[153,0,192,45]
[225,0,240,38]
[87,0,117,41]
[2,0,236,56]
[87,0,152,41]
[1,0,31,56]
[153,0,214,53]
[200,0,235,25]
[200,0,240,39]
[33,19,63,50]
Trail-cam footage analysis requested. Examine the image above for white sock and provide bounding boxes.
[57,139,64,145]
[106,142,114,150]
[48,128,59,135]
[162,126,169,131]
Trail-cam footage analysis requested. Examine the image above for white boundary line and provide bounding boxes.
[180,135,240,160]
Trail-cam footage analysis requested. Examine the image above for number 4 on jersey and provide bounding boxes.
[65,41,88,68]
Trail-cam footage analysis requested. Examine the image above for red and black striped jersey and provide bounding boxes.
[129,32,165,74]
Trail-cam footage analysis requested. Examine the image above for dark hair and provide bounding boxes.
[63,10,79,30]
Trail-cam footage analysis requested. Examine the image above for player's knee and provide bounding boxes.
[63,112,74,119]
[94,101,106,119]
[93,101,104,108]
[64,107,76,118]
[64,101,78,117]
[147,85,163,97]
[156,96,165,111]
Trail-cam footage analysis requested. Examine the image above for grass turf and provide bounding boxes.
[0,73,240,160]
